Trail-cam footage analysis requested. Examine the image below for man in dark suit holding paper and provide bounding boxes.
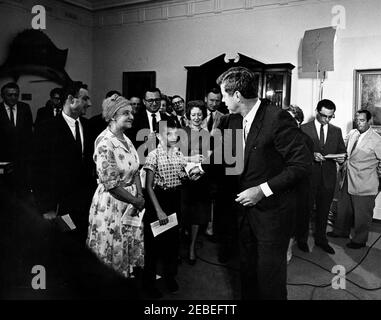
[32,81,94,242]
[301,99,346,254]
[194,67,310,299]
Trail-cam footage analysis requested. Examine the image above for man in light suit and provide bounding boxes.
[301,99,346,254]
[328,110,381,248]
[195,67,310,299]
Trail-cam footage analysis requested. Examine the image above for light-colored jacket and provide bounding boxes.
[343,128,381,195]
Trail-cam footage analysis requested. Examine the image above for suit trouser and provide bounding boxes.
[295,177,312,244]
[311,175,335,244]
[238,213,288,300]
[333,177,375,244]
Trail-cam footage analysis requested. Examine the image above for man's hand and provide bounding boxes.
[235,186,265,207]
[43,210,57,220]
[189,166,203,181]
[334,156,346,164]
[157,210,168,225]
[133,195,145,211]
[314,152,326,162]
[188,154,205,163]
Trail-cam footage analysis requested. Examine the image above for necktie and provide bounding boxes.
[319,124,325,149]
[9,105,15,127]
[75,120,82,156]
[55,108,61,117]
[151,113,157,132]
[350,135,359,155]
[207,112,214,132]
[181,116,186,127]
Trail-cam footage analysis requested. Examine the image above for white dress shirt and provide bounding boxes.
[146,110,161,132]
[4,103,17,126]
[314,119,328,144]
[243,99,273,197]
[62,111,84,152]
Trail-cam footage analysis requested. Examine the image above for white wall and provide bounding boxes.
[0,0,93,120]
[92,0,381,135]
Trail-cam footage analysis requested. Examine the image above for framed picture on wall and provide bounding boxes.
[354,69,381,133]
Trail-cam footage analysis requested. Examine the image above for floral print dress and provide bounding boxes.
[87,128,144,278]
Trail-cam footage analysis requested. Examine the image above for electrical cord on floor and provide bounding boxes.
[194,232,381,294]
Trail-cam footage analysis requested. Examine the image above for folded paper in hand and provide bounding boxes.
[150,213,178,237]
[185,163,199,176]
[56,214,76,232]
[324,153,346,159]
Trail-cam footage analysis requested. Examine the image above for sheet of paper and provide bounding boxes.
[324,153,346,159]
[150,213,178,237]
[122,206,145,227]
[61,214,76,230]
[185,162,199,176]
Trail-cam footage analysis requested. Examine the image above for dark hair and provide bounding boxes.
[357,109,372,121]
[61,81,88,103]
[288,105,305,124]
[186,100,207,120]
[171,95,184,103]
[1,82,19,97]
[105,90,121,98]
[216,67,258,99]
[154,117,180,132]
[144,87,161,98]
[50,87,62,98]
[316,99,336,112]
[205,87,221,97]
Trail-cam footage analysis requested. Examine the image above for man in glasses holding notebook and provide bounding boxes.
[301,99,346,254]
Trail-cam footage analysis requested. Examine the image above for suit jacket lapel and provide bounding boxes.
[244,102,265,167]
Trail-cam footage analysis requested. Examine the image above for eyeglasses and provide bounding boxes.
[173,100,184,105]
[318,112,335,120]
[145,98,161,104]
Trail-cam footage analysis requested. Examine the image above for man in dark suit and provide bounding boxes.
[301,99,346,255]
[131,87,172,156]
[171,95,187,128]
[0,82,33,194]
[32,81,94,243]
[34,87,63,129]
[195,67,310,299]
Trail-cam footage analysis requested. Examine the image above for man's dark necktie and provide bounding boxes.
[181,116,186,127]
[9,106,15,127]
[207,112,214,132]
[350,135,359,155]
[75,120,82,156]
[151,113,157,132]
[319,124,325,149]
[55,108,61,117]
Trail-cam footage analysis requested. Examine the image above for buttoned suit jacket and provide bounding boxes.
[301,121,346,191]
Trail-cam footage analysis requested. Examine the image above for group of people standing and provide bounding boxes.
[1,65,380,300]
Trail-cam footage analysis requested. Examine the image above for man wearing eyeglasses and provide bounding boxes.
[301,99,346,254]
[131,87,171,149]
[35,88,63,130]
[171,95,187,128]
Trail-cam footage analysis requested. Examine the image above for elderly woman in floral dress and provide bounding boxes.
[87,94,145,278]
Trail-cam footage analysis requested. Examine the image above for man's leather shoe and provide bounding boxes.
[346,241,366,249]
[297,242,310,253]
[315,242,335,254]
[327,231,348,239]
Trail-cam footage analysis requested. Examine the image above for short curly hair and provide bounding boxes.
[185,100,207,120]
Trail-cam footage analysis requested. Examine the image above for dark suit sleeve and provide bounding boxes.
[267,111,311,194]
[336,128,346,154]
[32,120,57,213]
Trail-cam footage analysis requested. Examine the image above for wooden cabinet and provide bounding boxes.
[185,53,294,109]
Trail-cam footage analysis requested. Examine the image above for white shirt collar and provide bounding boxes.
[243,99,261,128]
[4,102,17,110]
[62,110,80,126]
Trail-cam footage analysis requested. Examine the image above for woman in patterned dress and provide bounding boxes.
[87,94,145,278]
